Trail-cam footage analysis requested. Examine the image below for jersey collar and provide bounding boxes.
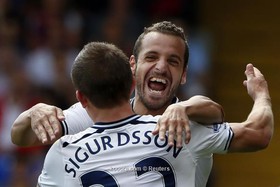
[92,114,141,130]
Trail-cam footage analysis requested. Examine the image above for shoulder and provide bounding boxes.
[62,102,93,135]
[63,102,85,114]
[137,115,160,124]
[63,102,89,121]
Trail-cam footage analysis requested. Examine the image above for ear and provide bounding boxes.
[180,68,187,85]
[76,90,88,108]
[129,55,136,76]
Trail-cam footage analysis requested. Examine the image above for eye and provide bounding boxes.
[168,59,180,66]
[145,55,157,62]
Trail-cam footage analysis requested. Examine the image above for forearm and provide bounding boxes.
[180,95,224,124]
[246,97,274,148]
[11,103,64,147]
[11,109,40,146]
[229,97,274,152]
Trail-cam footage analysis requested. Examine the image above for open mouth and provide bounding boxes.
[148,77,167,93]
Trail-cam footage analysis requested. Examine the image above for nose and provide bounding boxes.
[154,58,168,73]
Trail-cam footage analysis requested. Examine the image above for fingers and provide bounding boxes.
[167,125,175,147]
[245,63,255,80]
[155,117,190,148]
[51,107,64,135]
[155,118,175,147]
[49,115,60,136]
[31,104,64,144]
[174,124,183,148]
[32,122,48,144]
[184,124,191,144]
[167,121,190,148]
[56,107,65,121]
[155,104,192,148]
[158,120,168,141]
[243,80,247,87]
[245,63,263,79]
[152,124,160,135]
[32,120,56,144]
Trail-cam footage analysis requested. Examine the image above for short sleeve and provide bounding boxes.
[189,122,233,156]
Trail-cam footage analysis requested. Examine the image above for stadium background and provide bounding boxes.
[0,0,279,186]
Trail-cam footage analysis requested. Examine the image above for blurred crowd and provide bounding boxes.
[0,0,213,186]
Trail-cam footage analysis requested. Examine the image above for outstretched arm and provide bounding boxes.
[11,103,65,146]
[153,95,224,147]
[228,63,274,152]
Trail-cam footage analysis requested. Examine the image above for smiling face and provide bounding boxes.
[131,31,187,115]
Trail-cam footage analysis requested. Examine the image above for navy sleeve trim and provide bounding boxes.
[224,127,234,151]
[60,121,68,136]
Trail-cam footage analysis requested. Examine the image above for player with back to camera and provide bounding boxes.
[37,41,273,187]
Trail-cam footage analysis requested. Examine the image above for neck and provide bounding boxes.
[88,102,135,123]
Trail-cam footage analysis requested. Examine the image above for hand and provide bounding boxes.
[30,103,65,144]
[152,103,191,148]
[243,63,270,102]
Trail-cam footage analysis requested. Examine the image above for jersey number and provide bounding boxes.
[80,157,175,186]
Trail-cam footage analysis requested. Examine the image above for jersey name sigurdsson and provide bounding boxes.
[64,130,182,178]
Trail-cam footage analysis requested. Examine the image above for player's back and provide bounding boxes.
[38,114,233,187]
[38,114,198,187]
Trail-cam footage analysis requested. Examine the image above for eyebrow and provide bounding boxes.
[144,51,158,56]
[144,51,183,63]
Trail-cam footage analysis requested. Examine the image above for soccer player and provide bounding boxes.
[12,21,225,147]
[37,42,273,187]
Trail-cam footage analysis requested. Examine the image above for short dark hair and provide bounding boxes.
[133,21,189,69]
[71,42,132,108]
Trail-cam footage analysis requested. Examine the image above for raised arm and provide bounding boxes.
[11,103,64,146]
[153,95,225,147]
[228,63,274,152]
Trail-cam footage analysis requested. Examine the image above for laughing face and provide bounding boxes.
[131,32,187,114]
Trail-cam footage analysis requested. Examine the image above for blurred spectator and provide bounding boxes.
[0,46,43,186]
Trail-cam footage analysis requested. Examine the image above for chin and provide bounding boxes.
[145,99,166,111]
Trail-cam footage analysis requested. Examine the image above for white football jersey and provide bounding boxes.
[38,114,233,187]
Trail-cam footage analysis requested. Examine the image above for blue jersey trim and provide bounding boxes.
[62,114,143,148]
[224,127,234,150]
[61,121,68,136]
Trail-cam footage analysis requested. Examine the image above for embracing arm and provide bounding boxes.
[11,103,64,146]
[228,64,274,152]
[153,95,224,147]
[181,95,224,124]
